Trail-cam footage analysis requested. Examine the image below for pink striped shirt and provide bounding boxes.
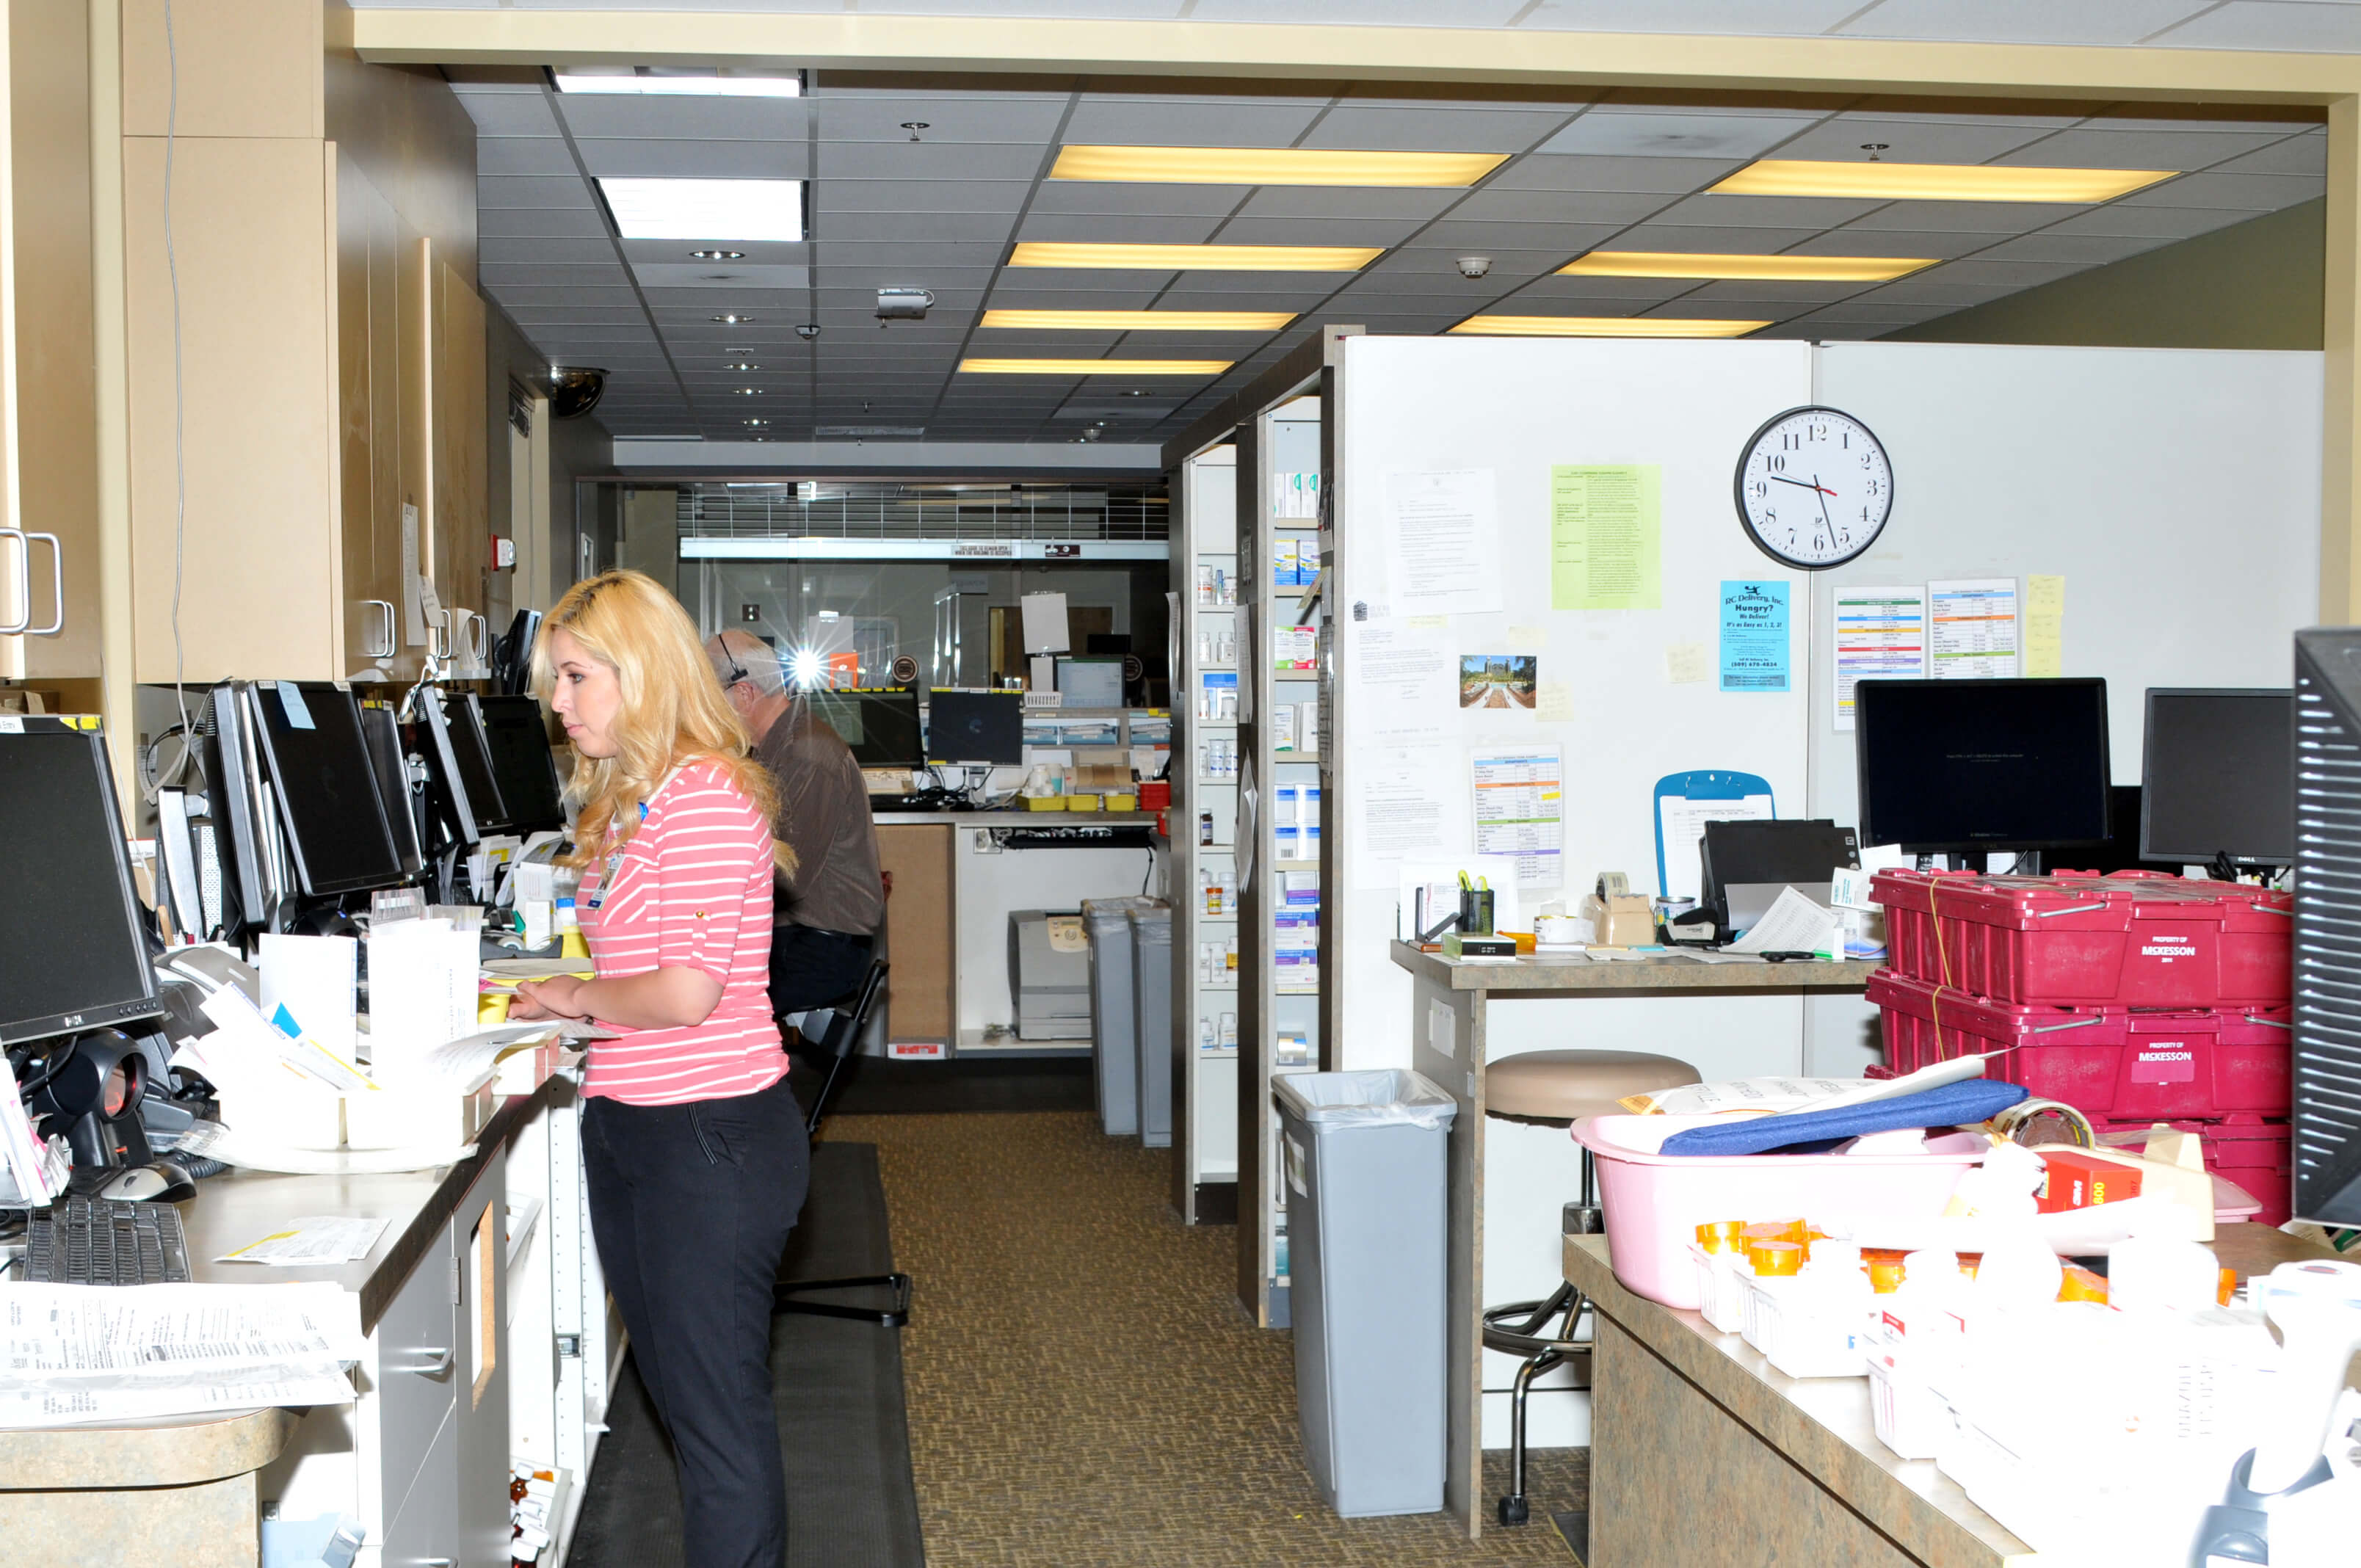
[578,762,785,1106]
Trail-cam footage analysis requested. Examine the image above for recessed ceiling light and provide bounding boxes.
[1050,145,1506,188]
[689,249,746,261]
[744,418,769,427]
[1008,242,1379,272]
[1448,316,1768,338]
[958,358,1233,375]
[711,314,756,324]
[727,361,761,371]
[1708,159,2175,203]
[734,387,761,396]
[979,309,1296,331]
[1561,251,1936,283]
[554,71,801,98]
[599,178,802,242]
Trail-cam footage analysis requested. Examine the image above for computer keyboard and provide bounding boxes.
[22,1194,193,1285]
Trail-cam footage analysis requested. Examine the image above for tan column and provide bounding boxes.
[2327,95,2361,626]
[91,0,137,802]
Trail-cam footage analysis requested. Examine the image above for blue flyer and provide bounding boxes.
[1719,580,1791,693]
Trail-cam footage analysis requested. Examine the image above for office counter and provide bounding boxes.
[0,1409,298,1567]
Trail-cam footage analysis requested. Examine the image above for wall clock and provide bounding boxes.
[1733,405,1893,570]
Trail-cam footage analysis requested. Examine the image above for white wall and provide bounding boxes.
[1800,343,2322,1073]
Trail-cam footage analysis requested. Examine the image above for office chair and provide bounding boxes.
[773,958,911,1328]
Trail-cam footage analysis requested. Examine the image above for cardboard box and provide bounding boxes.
[1582,893,1655,948]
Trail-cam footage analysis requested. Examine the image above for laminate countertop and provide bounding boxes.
[1391,940,1882,992]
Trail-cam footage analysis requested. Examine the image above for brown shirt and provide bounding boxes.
[753,703,885,937]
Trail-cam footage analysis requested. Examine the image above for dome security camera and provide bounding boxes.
[795,324,822,341]
[1456,255,1493,280]
[548,367,607,420]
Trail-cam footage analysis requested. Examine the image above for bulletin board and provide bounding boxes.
[1330,335,1818,1077]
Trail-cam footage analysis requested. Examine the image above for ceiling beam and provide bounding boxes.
[352,11,2361,104]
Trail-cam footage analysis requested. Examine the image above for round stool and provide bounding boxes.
[1481,1048,1700,1526]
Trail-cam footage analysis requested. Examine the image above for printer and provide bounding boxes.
[1008,910,1093,1040]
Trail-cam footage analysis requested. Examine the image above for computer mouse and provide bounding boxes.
[98,1161,197,1203]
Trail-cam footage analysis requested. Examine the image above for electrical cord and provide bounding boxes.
[164,0,193,744]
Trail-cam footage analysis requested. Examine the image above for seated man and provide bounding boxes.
[705,631,886,1016]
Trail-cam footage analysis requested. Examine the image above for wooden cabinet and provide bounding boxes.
[877,824,955,1048]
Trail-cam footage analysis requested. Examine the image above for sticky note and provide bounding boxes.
[1664,643,1708,686]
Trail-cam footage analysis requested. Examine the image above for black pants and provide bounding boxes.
[581,1074,810,1568]
[769,923,874,1015]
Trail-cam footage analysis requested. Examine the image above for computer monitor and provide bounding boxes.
[247,680,405,899]
[2139,688,2294,868]
[804,687,924,769]
[197,683,286,934]
[413,691,499,846]
[1854,678,2112,855]
[358,702,424,878]
[1056,656,1125,709]
[2291,630,2361,1224]
[926,689,1025,766]
[0,722,164,1048]
[476,694,567,834]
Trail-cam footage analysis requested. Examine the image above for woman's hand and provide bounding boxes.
[512,975,592,1021]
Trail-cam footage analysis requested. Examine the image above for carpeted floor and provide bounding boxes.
[832,1108,1586,1567]
[790,1053,1096,1117]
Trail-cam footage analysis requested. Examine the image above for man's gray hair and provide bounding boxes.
[707,633,789,697]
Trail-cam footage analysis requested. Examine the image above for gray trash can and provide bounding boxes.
[1129,905,1174,1148]
[1081,898,1158,1137]
[1272,1070,1457,1518]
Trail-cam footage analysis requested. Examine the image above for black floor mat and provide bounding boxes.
[791,1052,1093,1116]
[567,1141,926,1568]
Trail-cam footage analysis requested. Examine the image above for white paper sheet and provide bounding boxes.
[195,985,371,1095]
[1020,591,1070,654]
[1470,746,1565,889]
[0,1365,360,1429]
[0,1281,365,1376]
[217,1216,392,1266]
[1724,885,1841,956]
[1348,617,1454,719]
[1352,747,1454,888]
[1832,584,1929,730]
[367,918,483,1081]
[1928,578,2020,680]
[1655,793,1774,903]
[1377,469,1503,617]
[174,1119,475,1177]
[259,934,359,1064]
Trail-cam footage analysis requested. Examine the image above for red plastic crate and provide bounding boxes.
[1866,968,2291,1120]
[2093,1115,2291,1226]
[1871,869,2291,1008]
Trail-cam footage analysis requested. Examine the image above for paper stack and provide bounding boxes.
[0,1051,69,1206]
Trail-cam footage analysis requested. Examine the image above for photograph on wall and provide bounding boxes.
[1458,654,1538,711]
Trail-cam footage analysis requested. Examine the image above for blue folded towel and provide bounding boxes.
[1655,1079,2029,1157]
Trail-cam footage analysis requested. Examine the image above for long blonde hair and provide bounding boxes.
[532,570,793,874]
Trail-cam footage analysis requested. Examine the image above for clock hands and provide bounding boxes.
[1767,473,1837,498]
[1810,474,1834,535]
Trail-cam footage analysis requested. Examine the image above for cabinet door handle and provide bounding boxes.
[0,529,25,635]
[23,533,59,636]
[360,599,396,659]
[396,1346,455,1378]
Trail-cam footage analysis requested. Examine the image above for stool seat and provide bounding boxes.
[1486,1048,1700,1124]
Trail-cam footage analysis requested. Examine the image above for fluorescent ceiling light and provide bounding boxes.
[1448,316,1767,339]
[1708,159,2175,203]
[598,178,802,242]
[959,358,1233,375]
[1562,251,1934,283]
[979,309,1295,331]
[1049,145,1505,188]
[554,71,801,98]
[1008,242,1378,272]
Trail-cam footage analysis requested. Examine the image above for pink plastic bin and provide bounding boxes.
[1570,1114,1989,1311]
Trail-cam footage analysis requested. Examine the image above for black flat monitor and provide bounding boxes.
[247,680,405,898]
[805,687,924,769]
[358,702,424,878]
[1854,678,2111,855]
[1700,819,1860,926]
[2291,630,2361,1224]
[0,722,164,1047]
[197,683,275,933]
[926,689,1025,766]
[415,691,499,846]
[476,694,567,834]
[2139,688,2294,868]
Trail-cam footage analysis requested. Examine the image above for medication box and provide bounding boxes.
[1870,869,2291,1008]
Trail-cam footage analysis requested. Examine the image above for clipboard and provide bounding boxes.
[1653,770,1776,902]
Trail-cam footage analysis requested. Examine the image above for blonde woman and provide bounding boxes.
[509,570,805,1568]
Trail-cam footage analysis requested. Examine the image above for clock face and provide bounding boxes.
[1733,405,1893,570]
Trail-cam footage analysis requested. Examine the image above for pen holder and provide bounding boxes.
[1459,888,1495,937]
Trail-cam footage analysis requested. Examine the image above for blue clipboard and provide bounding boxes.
[1653,770,1776,899]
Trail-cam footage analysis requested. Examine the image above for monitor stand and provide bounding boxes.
[2205,852,2279,885]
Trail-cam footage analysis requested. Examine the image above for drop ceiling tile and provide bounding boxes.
[1377,247,1574,276]
[2151,3,2361,52]
[1647,193,1889,227]
[2042,204,2256,239]
[1449,189,1673,225]
[1909,257,2095,289]
[1211,216,1431,247]
[1537,111,1813,160]
[816,211,1018,242]
[1841,96,2094,128]
[620,238,809,266]
[1061,98,1327,148]
[2211,133,2329,177]
[482,264,633,288]
[1680,278,1883,304]
[1852,277,2030,307]
[635,264,813,290]
[1770,117,2060,163]
[819,142,1051,181]
[1486,153,1749,193]
[482,236,623,266]
[2119,171,2326,208]
[1600,223,1825,252]
[479,137,582,177]
[479,175,597,211]
[574,140,811,179]
[1835,0,2209,46]
[1845,200,2092,232]
[501,305,652,324]
[1410,219,1622,252]
[1640,300,1799,321]
[1295,106,1572,154]
[982,286,1172,309]
[1517,1,1868,34]
[1998,128,2291,170]
[1967,231,2168,264]
[1744,322,1831,340]
[1786,228,2005,259]
[1233,186,1463,219]
[1499,274,1697,302]
[1014,213,1227,244]
[811,240,1009,268]
[816,179,1033,215]
[1027,181,1252,217]
[813,98,1070,144]
[454,92,563,139]
[485,285,645,308]
[554,95,810,142]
